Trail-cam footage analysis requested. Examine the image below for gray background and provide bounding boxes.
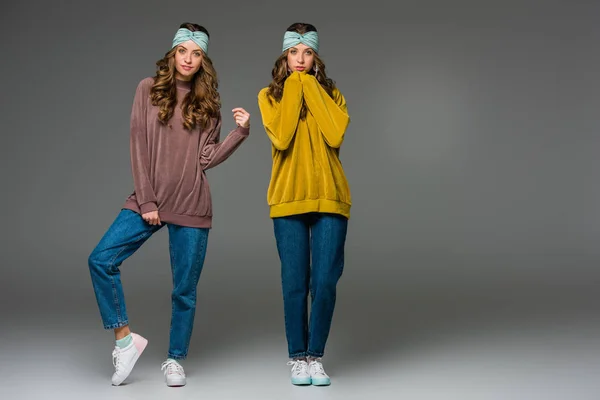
[1,0,599,399]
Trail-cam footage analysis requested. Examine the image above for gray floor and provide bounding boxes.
[2,251,600,399]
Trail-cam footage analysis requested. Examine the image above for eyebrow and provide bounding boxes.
[177,45,201,52]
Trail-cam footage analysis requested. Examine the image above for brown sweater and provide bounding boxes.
[122,77,249,228]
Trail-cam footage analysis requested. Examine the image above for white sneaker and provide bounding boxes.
[287,359,311,385]
[111,333,148,386]
[308,358,331,386]
[161,359,186,387]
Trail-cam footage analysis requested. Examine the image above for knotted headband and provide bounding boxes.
[172,28,209,54]
[282,31,319,53]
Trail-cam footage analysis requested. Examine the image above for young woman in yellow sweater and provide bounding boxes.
[257,22,351,386]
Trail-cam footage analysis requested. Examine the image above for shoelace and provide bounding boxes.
[287,360,309,375]
[309,360,325,375]
[112,348,122,372]
[161,360,184,376]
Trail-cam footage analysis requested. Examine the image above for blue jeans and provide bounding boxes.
[88,209,209,360]
[273,212,348,358]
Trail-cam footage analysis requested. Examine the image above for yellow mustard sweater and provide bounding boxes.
[258,71,352,219]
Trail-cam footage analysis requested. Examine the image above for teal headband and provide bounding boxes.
[282,31,319,53]
[172,28,209,54]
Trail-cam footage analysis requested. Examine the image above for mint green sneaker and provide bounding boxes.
[287,360,311,385]
[309,359,331,386]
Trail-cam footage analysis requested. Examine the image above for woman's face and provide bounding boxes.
[174,40,203,80]
[286,43,315,73]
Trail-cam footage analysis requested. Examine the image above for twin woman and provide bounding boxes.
[88,21,351,388]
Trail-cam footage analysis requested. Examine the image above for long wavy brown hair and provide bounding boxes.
[150,23,220,131]
[266,23,336,120]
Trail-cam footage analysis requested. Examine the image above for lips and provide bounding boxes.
[295,67,305,71]
[181,65,193,71]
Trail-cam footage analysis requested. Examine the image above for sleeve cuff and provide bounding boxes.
[140,202,158,214]
[235,126,250,136]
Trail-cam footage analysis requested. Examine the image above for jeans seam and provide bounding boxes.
[289,351,308,359]
[111,275,122,323]
[167,227,208,360]
[306,350,324,358]
[307,214,347,359]
[107,229,151,327]
[169,231,177,356]
[167,352,187,360]
[185,231,206,353]
[104,320,129,330]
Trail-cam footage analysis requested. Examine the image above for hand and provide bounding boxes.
[232,107,250,128]
[142,210,161,225]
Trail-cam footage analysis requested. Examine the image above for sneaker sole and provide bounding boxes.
[311,378,331,386]
[112,334,148,386]
[166,374,187,387]
[291,377,312,385]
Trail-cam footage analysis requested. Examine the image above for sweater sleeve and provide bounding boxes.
[129,78,158,214]
[200,114,250,170]
[257,71,304,150]
[301,74,350,148]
